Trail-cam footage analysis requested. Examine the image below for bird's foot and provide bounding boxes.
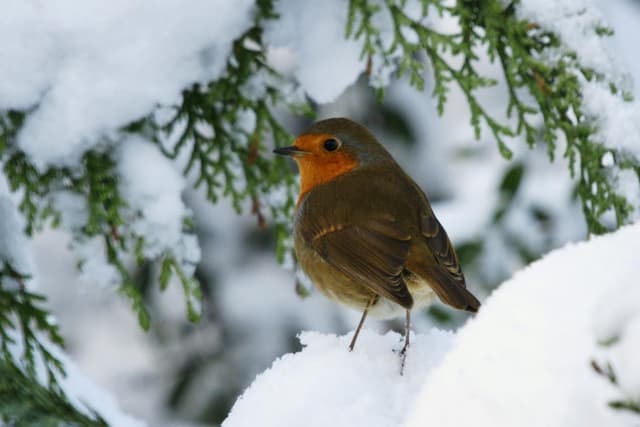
[392,339,410,374]
[399,310,411,375]
[399,347,408,375]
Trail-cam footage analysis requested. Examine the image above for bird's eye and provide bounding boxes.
[323,138,340,152]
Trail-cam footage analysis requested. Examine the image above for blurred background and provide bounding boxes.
[33,1,640,426]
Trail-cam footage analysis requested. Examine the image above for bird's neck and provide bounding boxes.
[295,154,358,206]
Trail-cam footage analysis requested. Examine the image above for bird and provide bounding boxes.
[273,117,480,371]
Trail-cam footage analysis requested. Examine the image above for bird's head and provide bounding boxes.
[274,117,394,200]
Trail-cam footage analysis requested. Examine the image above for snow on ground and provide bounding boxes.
[223,329,455,427]
[223,222,640,427]
[406,222,640,427]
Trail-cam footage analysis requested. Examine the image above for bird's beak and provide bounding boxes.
[273,145,309,157]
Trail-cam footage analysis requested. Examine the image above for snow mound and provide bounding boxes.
[407,222,640,426]
[224,222,640,427]
[223,329,455,427]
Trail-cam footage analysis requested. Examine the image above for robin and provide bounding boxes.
[274,117,480,370]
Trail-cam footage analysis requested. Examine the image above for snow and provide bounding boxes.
[0,194,32,278]
[0,182,34,291]
[31,229,167,420]
[603,320,640,401]
[0,191,149,427]
[223,329,454,427]
[117,137,195,263]
[223,222,640,427]
[263,0,435,98]
[0,199,148,427]
[3,178,142,423]
[580,79,640,218]
[511,0,640,220]
[4,326,147,427]
[600,1,640,95]
[0,0,247,293]
[264,0,366,104]
[592,271,640,400]
[512,0,628,85]
[581,80,640,157]
[406,222,640,427]
[73,237,121,288]
[0,0,254,170]
[53,345,149,427]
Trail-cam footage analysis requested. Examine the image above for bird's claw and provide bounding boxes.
[399,350,407,375]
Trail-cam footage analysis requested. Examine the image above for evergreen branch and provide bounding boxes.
[0,360,108,427]
[149,15,302,262]
[0,268,65,387]
[345,0,639,233]
[0,267,107,426]
[159,256,202,323]
[1,131,201,330]
[0,4,305,334]
[157,34,299,213]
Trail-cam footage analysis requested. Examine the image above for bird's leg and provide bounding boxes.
[400,310,411,375]
[348,297,375,352]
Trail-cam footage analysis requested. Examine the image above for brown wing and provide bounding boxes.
[308,217,414,309]
[419,209,480,312]
[421,210,465,286]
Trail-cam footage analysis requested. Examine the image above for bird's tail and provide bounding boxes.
[432,278,480,313]
[415,265,481,313]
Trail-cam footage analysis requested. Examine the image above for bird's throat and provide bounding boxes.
[295,154,358,206]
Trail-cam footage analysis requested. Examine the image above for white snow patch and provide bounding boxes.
[51,191,89,231]
[603,318,640,400]
[7,326,147,427]
[264,0,366,103]
[1,0,253,169]
[0,186,34,291]
[406,221,640,427]
[592,279,640,400]
[581,79,640,218]
[223,329,454,427]
[511,0,629,85]
[581,79,640,158]
[509,0,640,221]
[55,347,149,427]
[73,237,121,288]
[0,195,32,278]
[117,136,194,261]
